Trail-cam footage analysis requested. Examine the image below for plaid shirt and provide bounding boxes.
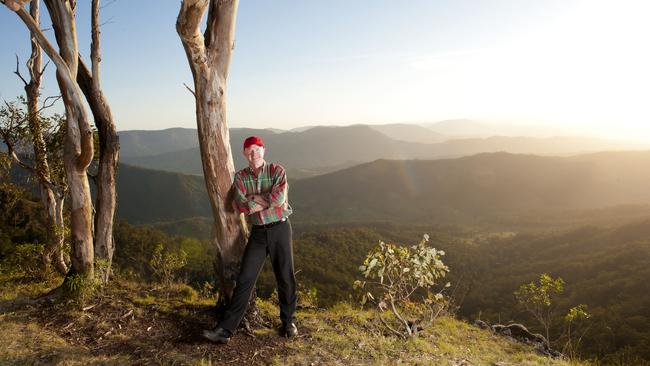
[233,162,292,225]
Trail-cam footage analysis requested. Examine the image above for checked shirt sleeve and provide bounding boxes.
[267,164,288,208]
[233,172,259,214]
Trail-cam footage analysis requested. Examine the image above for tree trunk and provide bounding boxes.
[21,0,68,275]
[12,1,96,280]
[75,0,119,284]
[177,0,247,307]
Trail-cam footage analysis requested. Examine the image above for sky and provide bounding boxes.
[1,0,649,140]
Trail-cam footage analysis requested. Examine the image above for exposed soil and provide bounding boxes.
[4,281,309,365]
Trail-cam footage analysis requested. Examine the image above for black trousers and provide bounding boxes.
[218,219,297,332]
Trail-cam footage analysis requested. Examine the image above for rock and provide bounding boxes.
[473,319,489,329]
[484,321,563,359]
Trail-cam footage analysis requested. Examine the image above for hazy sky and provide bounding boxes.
[1,0,648,139]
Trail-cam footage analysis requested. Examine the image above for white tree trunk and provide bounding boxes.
[76,0,119,284]
[177,0,247,305]
[10,1,96,279]
[20,0,68,275]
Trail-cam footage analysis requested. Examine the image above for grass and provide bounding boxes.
[274,302,590,366]
[0,273,590,366]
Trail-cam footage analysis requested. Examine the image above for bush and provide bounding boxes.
[353,234,450,338]
[0,243,47,281]
[149,243,187,286]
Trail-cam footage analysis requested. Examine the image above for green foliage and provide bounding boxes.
[514,273,566,344]
[0,96,67,187]
[0,243,46,281]
[565,304,590,323]
[354,234,450,338]
[149,243,187,286]
[63,273,99,303]
[298,285,319,309]
[199,281,214,299]
[269,282,319,309]
[562,305,592,359]
[515,273,565,307]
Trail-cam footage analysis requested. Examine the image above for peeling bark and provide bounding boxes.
[177,0,246,306]
[75,0,119,284]
[11,1,95,279]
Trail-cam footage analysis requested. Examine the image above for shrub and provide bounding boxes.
[0,243,47,281]
[514,273,565,345]
[149,243,187,286]
[514,273,591,354]
[353,234,450,338]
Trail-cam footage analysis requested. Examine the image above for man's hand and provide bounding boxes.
[247,194,269,209]
[3,0,30,11]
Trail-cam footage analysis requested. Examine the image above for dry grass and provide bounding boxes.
[0,275,591,366]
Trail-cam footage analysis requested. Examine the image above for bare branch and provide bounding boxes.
[40,59,50,77]
[14,55,29,86]
[91,0,101,90]
[183,82,196,97]
[37,95,61,113]
[99,0,115,9]
[377,313,405,338]
[0,127,35,173]
[99,16,114,28]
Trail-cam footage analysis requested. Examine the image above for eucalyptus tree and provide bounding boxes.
[2,0,119,286]
[176,0,247,308]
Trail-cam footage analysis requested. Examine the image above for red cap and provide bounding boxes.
[243,136,265,150]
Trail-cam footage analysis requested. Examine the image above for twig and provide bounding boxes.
[13,54,29,86]
[99,0,117,9]
[37,95,61,114]
[183,83,196,97]
[377,312,405,338]
[120,309,134,319]
[40,59,50,77]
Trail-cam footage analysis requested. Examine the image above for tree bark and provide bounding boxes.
[12,1,95,280]
[21,0,68,275]
[177,0,247,307]
[75,0,119,284]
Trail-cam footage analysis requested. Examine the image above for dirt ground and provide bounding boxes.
[0,280,307,365]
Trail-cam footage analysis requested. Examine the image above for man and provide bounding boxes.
[203,135,297,344]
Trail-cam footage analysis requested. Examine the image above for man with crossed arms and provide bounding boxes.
[203,136,297,344]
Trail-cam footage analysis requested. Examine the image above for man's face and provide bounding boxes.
[243,144,265,163]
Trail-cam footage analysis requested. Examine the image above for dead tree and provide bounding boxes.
[176,0,248,308]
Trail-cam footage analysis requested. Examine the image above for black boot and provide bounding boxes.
[202,327,232,344]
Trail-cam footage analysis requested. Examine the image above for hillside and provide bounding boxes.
[116,164,211,223]
[0,277,584,366]
[366,123,447,143]
[118,127,200,158]
[289,151,650,225]
[119,125,645,177]
[115,151,650,225]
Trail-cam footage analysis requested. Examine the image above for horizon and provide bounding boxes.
[1,1,649,140]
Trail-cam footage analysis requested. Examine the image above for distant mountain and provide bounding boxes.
[288,151,650,224]
[424,119,581,138]
[121,125,645,177]
[118,127,282,158]
[116,164,210,223]
[118,128,200,158]
[116,151,650,225]
[366,123,446,143]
